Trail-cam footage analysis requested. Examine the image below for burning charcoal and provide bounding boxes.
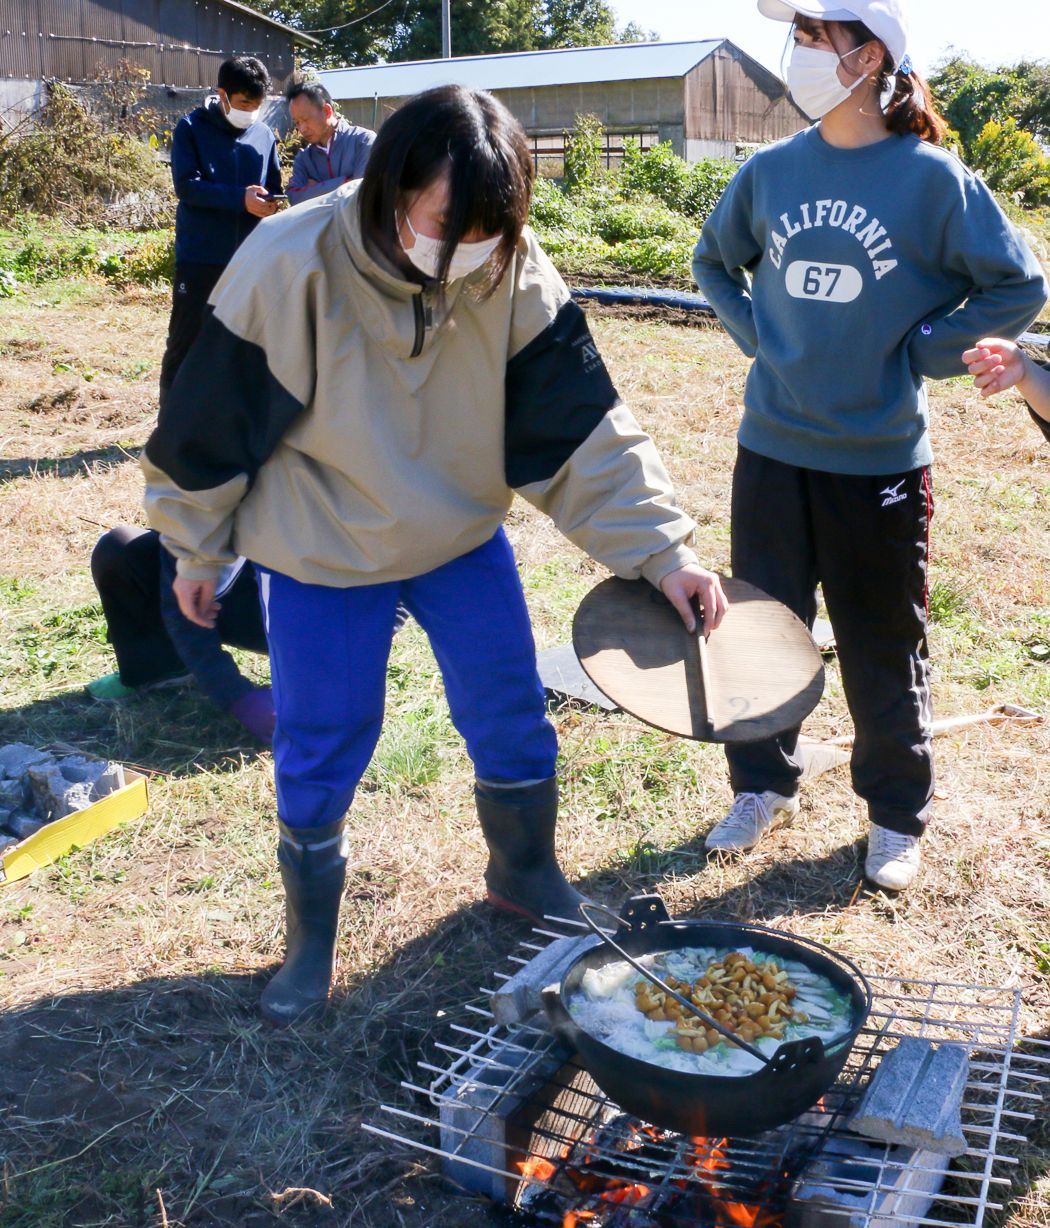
[0,743,52,779]
[27,766,95,822]
[4,812,44,841]
[849,1037,969,1157]
[491,933,602,1026]
[0,777,27,809]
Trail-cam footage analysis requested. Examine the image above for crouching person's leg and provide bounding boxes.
[257,568,399,1026]
[404,529,588,923]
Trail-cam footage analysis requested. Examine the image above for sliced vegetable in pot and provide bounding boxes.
[567,945,853,1077]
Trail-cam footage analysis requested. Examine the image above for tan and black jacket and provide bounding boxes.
[143,183,698,588]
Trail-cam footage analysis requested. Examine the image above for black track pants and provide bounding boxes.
[91,527,267,707]
[158,263,225,408]
[725,446,934,837]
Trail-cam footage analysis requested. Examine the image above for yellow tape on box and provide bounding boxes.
[0,769,148,886]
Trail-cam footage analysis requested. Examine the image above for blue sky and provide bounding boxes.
[612,0,1050,76]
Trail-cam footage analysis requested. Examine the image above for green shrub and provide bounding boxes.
[112,230,176,284]
[564,113,605,195]
[529,176,595,234]
[619,141,736,222]
[0,220,175,287]
[971,117,1050,206]
[680,158,737,223]
[609,236,694,278]
[593,197,691,244]
[620,141,689,211]
[0,82,172,227]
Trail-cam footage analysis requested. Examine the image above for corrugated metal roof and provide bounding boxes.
[215,0,320,46]
[319,39,724,101]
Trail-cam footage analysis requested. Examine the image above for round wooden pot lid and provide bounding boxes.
[572,577,825,743]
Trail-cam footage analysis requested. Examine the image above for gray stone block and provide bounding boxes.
[90,762,126,800]
[0,744,52,780]
[3,812,44,841]
[849,1037,969,1157]
[27,766,95,823]
[0,777,27,809]
[491,934,602,1027]
[54,756,109,787]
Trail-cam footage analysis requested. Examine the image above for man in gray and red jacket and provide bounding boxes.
[285,79,375,205]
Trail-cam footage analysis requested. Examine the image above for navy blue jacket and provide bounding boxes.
[171,99,282,268]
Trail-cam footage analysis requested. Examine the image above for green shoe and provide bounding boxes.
[86,670,192,704]
[87,672,137,702]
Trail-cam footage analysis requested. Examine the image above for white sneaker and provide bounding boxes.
[705,790,800,852]
[865,826,922,890]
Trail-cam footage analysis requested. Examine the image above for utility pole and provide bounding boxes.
[441,0,451,57]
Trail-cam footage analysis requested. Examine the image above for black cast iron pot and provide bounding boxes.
[542,894,871,1138]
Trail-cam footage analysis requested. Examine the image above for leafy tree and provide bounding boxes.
[970,117,1050,206]
[1012,60,1050,143]
[253,0,391,70]
[252,0,652,67]
[929,53,1050,154]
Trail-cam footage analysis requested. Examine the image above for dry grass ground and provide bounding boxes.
[0,277,1047,1228]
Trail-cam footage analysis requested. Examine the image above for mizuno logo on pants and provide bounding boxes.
[880,480,907,507]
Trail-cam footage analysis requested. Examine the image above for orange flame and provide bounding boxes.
[601,1181,651,1205]
[518,1156,558,1181]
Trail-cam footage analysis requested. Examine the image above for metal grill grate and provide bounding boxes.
[365,923,1049,1228]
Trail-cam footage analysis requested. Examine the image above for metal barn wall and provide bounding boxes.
[335,52,807,161]
[339,77,691,155]
[684,45,806,145]
[0,0,298,88]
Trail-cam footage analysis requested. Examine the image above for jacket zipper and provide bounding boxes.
[410,293,426,358]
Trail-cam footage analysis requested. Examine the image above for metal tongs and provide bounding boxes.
[578,901,824,1070]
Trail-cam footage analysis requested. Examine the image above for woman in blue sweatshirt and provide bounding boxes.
[693,0,1046,889]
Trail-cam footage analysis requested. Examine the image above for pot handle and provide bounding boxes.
[578,901,773,1065]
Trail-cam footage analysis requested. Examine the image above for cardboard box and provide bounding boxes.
[0,768,148,887]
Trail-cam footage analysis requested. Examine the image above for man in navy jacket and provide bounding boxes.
[159,56,282,407]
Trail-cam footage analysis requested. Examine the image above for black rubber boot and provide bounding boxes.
[475,778,589,924]
[260,818,348,1028]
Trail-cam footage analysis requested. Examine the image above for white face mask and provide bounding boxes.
[401,213,501,282]
[786,44,869,121]
[221,95,261,130]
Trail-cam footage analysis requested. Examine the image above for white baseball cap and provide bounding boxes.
[757,0,911,72]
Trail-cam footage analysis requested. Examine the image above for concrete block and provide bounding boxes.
[849,1037,969,1157]
[491,934,602,1026]
[790,1133,949,1228]
[0,744,52,780]
[439,1031,567,1200]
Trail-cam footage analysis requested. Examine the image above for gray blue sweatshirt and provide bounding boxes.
[693,126,1047,475]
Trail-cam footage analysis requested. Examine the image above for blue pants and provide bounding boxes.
[257,530,558,828]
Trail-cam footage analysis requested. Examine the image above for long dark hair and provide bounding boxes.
[796,15,948,144]
[358,85,533,296]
